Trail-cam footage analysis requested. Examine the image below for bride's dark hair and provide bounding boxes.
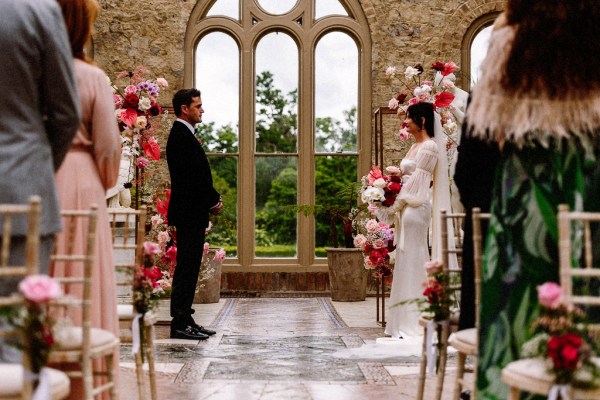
[406,102,434,138]
[503,0,600,98]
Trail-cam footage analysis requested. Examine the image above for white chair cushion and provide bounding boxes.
[0,364,70,398]
[118,304,135,319]
[118,305,157,324]
[449,328,476,346]
[55,327,117,350]
[502,357,600,398]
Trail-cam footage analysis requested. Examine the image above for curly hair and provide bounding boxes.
[502,0,600,98]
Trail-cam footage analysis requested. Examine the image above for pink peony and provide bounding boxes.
[537,282,564,309]
[19,275,62,304]
[386,166,401,176]
[373,239,386,249]
[143,241,161,255]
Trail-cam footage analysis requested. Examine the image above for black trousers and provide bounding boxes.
[170,224,206,323]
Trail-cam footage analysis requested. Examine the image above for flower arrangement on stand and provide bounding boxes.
[112,66,168,207]
[385,61,460,166]
[352,219,395,278]
[519,282,600,394]
[147,188,227,303]
[0,275,62,393]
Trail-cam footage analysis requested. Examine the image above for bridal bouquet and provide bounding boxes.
[353,219,395,277]
[360,165,402,208]
[520,282,600,390]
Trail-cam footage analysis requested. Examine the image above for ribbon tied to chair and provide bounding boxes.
[27,368,51,400]
[131,313,143,355]
[426,319,449,375]
[548,384,571,400]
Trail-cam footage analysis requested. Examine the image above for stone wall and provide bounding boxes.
[95,0,504,166]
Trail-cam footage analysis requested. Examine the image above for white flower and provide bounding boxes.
[443,120,458,134]
[156,78,168,88]
[157,231,170,244]
[150,215,163,227]
[134,116,147,130]
[442,78,455,89]
[385,66,396,79]
[138,96,151,111]
[404,66,421,80]
[373,178,386,189]
[388,98,399,110]
[362,186,385,203]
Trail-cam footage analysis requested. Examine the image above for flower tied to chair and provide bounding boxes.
[131,242,163,357]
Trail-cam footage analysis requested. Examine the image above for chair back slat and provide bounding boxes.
[440,210,465,302]
[106,207,146,296]
[51,205,98,358]
[558,204,600,323]
[0,196,41,399]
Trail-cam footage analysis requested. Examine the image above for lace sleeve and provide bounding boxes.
[400,140,438,207]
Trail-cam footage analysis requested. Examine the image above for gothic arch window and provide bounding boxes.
[184,0,372,270]
[461,12,499,90]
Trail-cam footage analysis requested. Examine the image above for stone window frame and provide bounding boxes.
[182,0,372,271]
[460,11,500,91]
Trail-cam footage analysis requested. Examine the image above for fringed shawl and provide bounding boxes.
[465,14,600,147]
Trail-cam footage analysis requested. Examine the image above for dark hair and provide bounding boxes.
[406,102,434,138]
[172,88,201,117]
[57,0,99,61]
[503,0,600,98]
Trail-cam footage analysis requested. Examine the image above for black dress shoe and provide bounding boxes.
[460,390,471,400]
[170,324,209,340]
[188,321,216,336]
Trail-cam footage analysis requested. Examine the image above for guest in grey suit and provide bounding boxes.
[0,0,80,291]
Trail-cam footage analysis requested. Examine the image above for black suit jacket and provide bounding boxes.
[166,121,220,229]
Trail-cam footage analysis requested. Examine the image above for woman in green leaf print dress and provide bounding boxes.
[460,1,600,398]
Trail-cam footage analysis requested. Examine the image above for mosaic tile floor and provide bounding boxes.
[118,297,468,399]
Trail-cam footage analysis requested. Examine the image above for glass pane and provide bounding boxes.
[257,0,297,15]
[315,0,347,19]
[195,32,240,153]
[255,156,298,257]
[206,0,239,19]
[314,155,358,257]
[208,156,238,258]
[470,25,492,87]
[255,32,298,153]
[315,32,358,153]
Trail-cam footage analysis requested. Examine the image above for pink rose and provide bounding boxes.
[388,98,399,110]
[537,282,564,309]
[353,234,367,249]
[424,260,443,275]
[363,256,375,269]
[165,245,177,262]
[386,166,401,176]
[373,239,386,249]
[143,241,161,255]
[136,156,150,169]
[214,248,226,262]
[124,85,138,95]
[367,204,378,215]
[19,274,62,304]
[365,219,380,233]
[203,242,210,254]
[398,128,410,141]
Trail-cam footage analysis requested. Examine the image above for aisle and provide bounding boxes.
[118,297,461,399]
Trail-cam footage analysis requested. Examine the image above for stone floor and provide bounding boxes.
[117,297,470,399]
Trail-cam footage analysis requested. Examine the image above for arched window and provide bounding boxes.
[461,12,499,90]
[184,0,371,270]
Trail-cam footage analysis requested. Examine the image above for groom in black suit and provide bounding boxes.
[167,88,223,340]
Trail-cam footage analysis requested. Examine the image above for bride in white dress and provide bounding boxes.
[376,101,455,342]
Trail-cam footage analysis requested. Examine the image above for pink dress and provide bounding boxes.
[52,58,121,399]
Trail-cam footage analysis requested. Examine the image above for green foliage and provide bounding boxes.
[315,106,357,152]
[255,71,298,153]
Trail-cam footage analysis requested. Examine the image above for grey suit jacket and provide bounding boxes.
[0,0,80,236]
